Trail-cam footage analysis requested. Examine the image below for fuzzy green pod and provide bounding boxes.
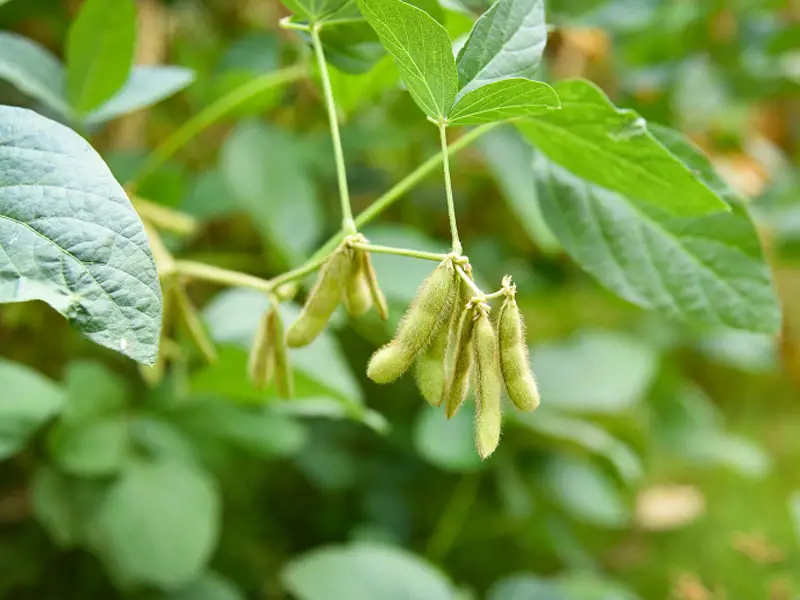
[287,245,353,348]
[344,251,373,317]
[473,310,502,459]
[367,259,457,384]
[363,251,389,321]
[414,324,449,407]
[268,308,293,399]
[248,309,275,389]
[444,305,476,419]
[498,294,540,412]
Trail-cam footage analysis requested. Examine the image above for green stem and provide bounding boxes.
[426,474,480,562]
[351,243,447,262]
[438,121,461,255]
[175,260,274,293]
[455,264,481,296]
[127,64,307,193]
[311,25,355,234]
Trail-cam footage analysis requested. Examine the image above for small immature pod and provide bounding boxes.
[367,259,457,384]
[473,310,503,459]
[363,251,389,321]
[248,309,275,389]
[444,304,477,419]
[498,291,540,412]
[344,250,373,317]
[268,308,294,398]
[415,325,449,407]
[287,245,353,348]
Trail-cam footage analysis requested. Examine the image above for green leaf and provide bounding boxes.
[534,122,781,334]
[88,457,220,588]
[791,492,800,548]
[488,575,566,600]
[0,32,70,118]
[413,404,483,472]
[280,0,356,22]
[447,79,558,125]
[0,359,64,459]
[282,543,456,600]
[63,360,128,423]
[66,0,137,114]
[358,0,458,119]
[455,0,546,96]
[518,79,729,217]
[164,573,245,600]
[85,66,196,126]
[477,127,559,253]
[545,456,629,528]
[31,466,106,548]
[329,55,399,116]
[531,331,658,413]
[48,415,130,476]
[681,432,771,478]
[220,122,323,266]
[0,106,162,364]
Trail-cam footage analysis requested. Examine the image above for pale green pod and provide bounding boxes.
[363,251,389,321]
[248,309,275,389]
[344,250,373,317]
[268,308,294,399]
[444,305,476,419]
[414,324,449,407]
[498,295,540,412]
[367,259,457,384]
[473,311,502,459]
[287,245,353,348]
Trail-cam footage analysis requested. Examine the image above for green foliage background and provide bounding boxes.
[1,0,800,598]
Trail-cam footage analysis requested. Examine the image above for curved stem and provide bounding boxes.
[311,25,356,234]
[439,122,461,255]
[127,64,307,193]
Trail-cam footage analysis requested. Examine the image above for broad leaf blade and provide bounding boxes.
[0,32,71,118]
[0,106,162,364]
[535,125,781,334]
[66,0,137,114]
[448,78,558,125]
[85,66,196,126]
[518,79,729,217]
[358,0,458,119]
[456,0,547,97]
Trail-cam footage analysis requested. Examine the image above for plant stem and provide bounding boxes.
[483,288,507,300]
[426,474,479,562]
[174,260,274,293]
[455,265,482,296]
[438,121,461,255]
[351,243,447,262]
[311,25,356,234]
[127,64,307,193]
[134,197,198,236]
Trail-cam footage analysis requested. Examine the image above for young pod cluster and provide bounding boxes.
[287,235,388,348]
[497,277,540,412]
[248,306,293,398]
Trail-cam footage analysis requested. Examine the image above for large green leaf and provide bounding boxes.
[358,0,458,119]
[49,415,130,476]
[280,0,356,23]
[66,0,137,114]
[0,107,162,364]
[0,359,64,459]
[88,457,220,588]
[282,543,456,600]
[62,360,128,424]
[165,573,245,600]
[0,32,70,118]
[447,79,559,125]
[455,0,547,96]
[518,79,729,217]
[534,123,781,334]
[85,66,196,126]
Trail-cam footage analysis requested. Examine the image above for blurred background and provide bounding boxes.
[1,0,800,598]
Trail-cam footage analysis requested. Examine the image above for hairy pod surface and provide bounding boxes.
[269,308,293,398]
[363,251,389,321]
[444,304,477,419]
[287,245,353,348]
[415,324,449,406]
[473,310,502,459]
[498,295,540,412]
[367,259,457,384]
[344,250,373,317]
[248,309,275,389]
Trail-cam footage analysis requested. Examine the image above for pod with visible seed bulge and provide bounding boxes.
[367,259,457,384]
[343,250,373,317]
[362,251,388,321]
[473,309,502,459]
[268,308,293,398]
[415,323,449,406]
[248,309,275,389]
[498,292,540,412]
[444,304,477,419]
[287,245,353,348]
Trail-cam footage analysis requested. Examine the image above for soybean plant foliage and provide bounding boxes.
[0,0,794,598]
